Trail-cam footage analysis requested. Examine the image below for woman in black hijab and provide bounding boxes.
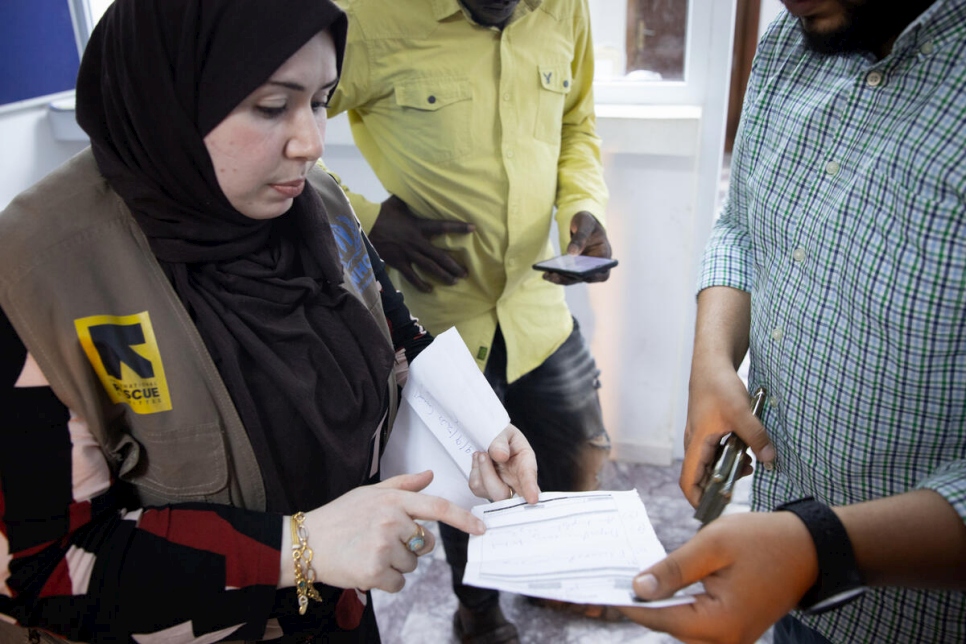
[77,0,395,527]
[0,0,538,641]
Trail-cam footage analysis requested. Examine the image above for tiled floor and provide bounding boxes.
[372,459,770,644]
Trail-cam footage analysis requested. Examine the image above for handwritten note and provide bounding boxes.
[464,491,695,608]
[380,328,510,508]
[405,385,481,475]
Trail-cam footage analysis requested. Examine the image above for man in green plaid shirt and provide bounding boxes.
[622,1,966,642]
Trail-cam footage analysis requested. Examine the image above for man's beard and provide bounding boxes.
[800,0,935,55]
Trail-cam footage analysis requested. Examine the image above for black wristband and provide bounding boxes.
[775,497,866,614]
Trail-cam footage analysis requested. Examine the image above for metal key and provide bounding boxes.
[693,386,767,525]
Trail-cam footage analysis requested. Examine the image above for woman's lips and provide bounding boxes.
[270,179,305,198]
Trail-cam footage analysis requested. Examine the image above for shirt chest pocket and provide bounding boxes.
[535,64,572,144]
[394,78,474,163]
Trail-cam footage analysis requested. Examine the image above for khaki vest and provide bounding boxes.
[0,149,397,642]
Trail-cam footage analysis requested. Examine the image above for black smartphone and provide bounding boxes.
[532,254,618,279]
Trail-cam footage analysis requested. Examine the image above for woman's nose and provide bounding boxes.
[286,108,324,161]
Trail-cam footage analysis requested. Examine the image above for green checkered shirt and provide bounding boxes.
[700,2,966,642]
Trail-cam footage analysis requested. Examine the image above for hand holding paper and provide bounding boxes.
[380,330,688,610]
[381,328,539,509]
[469,426,540,504]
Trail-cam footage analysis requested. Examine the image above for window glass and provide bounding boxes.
[590,0,689,82]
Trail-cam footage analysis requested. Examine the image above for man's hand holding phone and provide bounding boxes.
[533,254,618,280]
[536,211,615,284]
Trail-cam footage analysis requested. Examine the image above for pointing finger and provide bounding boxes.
[400,490,485,536]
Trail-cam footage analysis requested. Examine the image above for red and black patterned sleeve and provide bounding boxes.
[0,308,293,643]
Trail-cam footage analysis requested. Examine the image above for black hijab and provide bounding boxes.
[75,0,394,513]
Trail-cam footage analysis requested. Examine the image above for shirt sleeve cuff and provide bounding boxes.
[697,221,755,293]
[916,460,966,524]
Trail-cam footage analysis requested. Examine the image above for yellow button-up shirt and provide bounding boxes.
[328,0,607,382]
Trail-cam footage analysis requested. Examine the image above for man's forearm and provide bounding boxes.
[693,286,752,373]
[835,489,966,590]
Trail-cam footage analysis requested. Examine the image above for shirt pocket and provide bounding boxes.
[535,64,572,144]
[394,77,473,163]
[118,421,230,504]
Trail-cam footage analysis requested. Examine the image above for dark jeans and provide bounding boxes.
[773,615,835,644]
[440,319,610,611]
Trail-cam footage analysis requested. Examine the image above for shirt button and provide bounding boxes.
[825,160,840,176]
[920,40,935,55]
[865,70,884,87]
[771,328,784,341]
[792,248,807,262]
[563,80,570,88]
[503,93,511,101]
[768,396,779,409]
[427,95,437,104]
[506,149,514,158]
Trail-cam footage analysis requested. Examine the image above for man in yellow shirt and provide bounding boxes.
[328,0,613,640]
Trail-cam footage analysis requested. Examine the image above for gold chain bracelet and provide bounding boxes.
[291,512,323,615]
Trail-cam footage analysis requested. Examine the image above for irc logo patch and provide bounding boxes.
[331,213,375,295]
[74,311,172,414]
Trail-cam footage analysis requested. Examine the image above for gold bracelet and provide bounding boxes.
[291,512,323,615]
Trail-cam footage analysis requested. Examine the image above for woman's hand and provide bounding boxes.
[469,424,540,504]
[288,471,485,593]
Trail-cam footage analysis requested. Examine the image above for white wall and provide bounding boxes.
[759,0,785,37]
[0,105,87,209]
[587,149,700,464]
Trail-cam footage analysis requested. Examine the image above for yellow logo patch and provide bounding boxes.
[74,311,172,414]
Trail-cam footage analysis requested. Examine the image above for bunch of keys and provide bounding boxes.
[693,386,767,525]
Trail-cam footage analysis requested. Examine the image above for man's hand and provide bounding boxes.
[681,362,776,508]
[620,511,817,644]
[469,424,540,504]
[543,211,612,285]
[368,195,474,293]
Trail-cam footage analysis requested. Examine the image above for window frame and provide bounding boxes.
[592,0,732,106]
[70,0,96,50]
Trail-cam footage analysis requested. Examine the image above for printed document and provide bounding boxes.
[464,490,695,607]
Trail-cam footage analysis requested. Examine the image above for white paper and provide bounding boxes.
[464,490,695,608]
[380,328,511,508]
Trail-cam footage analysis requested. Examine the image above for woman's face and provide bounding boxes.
[204,31,338,220]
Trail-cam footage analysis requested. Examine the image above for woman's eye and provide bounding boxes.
[255,105,286,117]
[311,100,328,112]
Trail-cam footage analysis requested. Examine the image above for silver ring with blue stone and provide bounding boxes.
[406,524,426,553]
